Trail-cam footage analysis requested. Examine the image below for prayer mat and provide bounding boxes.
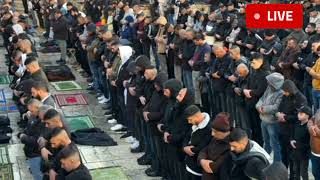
[0,76,10,85]
[65,115,95,132]
[55,93,88,107]
[0,146,9,165]
[90,167,128,180]
[43,65,76,82]
[51,81,82,91]
[0,104,17,113]
[0,164,13,180]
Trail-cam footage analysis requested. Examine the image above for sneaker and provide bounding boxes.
[114,127,127,134]
[130,140,140,149]
[110,124,123,131]
[125,136,135,144]
[97,96,105,100]
[120,131,132,139]
[107,119,117,124]
[88,82,94,86]
[98,97,109,104]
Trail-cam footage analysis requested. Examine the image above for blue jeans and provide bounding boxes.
[311,153,320,180]
[27,157,43,180]
[261,121,282,162]
[88,61,102,93]
[182,69,193,90]
[312,88,320,112]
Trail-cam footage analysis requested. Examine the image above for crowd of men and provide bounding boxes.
[1,0,320,179]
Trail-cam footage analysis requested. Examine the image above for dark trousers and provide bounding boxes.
[279,134,291,168]
[116,88,126,125]
[167,49,175,79]
[141,114,152,159]
[75,48,91,75]
[154,135,169,178]
[235,103,250,133]
[290,157,308,180]
[311,153,320,180]
[36,10,44,28]
[22,0,28,13]
[247,107,263,146]
[126,105,136,133]
[186,171,201,180]
[134,108,142,141]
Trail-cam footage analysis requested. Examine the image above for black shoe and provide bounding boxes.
[56,59,64,63]
[130,146,143,153]
[138,158,151,165]
[145,167,153,174]
[86,86,94,91]
[137,154,146,162]
[120,132,132,139]
[57,60,66,65]
[145,169,160,177]
[104,110,113,116]
[102,105,112,110]
[114,127,127,134]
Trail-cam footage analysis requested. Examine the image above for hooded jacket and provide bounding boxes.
[256,73,284,123]
[278,80,307,136]
[183,113,212,176]
[115,46,133,89]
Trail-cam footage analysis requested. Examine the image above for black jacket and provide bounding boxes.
[115,59,133,90]
[52,15,69,40]
[244,62,269,109]
[62,164,92,180]
[183,113,212,175]
[278,80,307,136]
[211,54,232,92]
[180,39,196,71]
[299,52,318,87]
[290,121,310,160]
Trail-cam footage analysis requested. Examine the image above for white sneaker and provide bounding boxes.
[88,82,93,86]
[107,119,117,124]
[97,96,105,100]
[111,124,123,131]
[98,97,109,104]
[130,140,140,149]
[125,136,135,144]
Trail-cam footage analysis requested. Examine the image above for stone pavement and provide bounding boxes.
[0,35,160,180]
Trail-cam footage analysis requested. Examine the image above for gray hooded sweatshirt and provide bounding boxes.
[256,72,284,123]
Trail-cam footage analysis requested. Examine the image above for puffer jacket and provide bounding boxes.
[256,73,284,123]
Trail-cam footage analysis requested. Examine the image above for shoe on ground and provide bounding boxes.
[124,136,135,143]
[104,110,113,116]
[114,127,127,134]
[130,146,142,153]
[110,124,123,131]
[102,104,112,111]
[138,157,151,166]
[120,131,132,139]
[130,140,140,150]
[145,168,161,177]
[86,86,94,91]
[56,59,65,63]
[98,97,109,104]
[107,119,117,124]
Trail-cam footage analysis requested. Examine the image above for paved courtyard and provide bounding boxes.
[0,34,160,180]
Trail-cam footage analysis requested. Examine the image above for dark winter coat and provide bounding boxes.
[52,15,69,40]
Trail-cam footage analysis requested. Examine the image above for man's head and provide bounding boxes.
[306,23,316,34]
[213,44,227,58]
[287,38,298,49]
[193,33,205,46]
[237,63,249,78]
[309,8,318,17]
[250,53,264,70]
[312,41,320,53]
[264,30,274,40]
[229,45,241,61]
[38,105,52,120]
[31,81,49,100]
[229,128,249,154]
[54,9,62,20]
[144,66,157,80]
[25,57,40,73]
[184,105,203,125]
[18,39,32,53]
[50,128,71,149]
[163,79,183,98]
[60,145,81,172]
[26,99,43,117]
[204,52,211,63]
[212,112,231,139]
[43,109,63,128]
[298,106,312,122]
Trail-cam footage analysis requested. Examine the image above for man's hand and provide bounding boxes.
[228,75,237,82]
[129,87,136,96]
[143,112,150,122]
[188,60,194,67]
[292,62,299,70]
[260,48,266,54]
[200,159,213,174]
[290,140,297,149]
[178,54,183,59]
[277,112,286,122]
[183,146,195,156]
[306,67,311,73]
[211,72,220,79]
[234,88,241,96]
[258,107,264,114]
[157,124,164,132]
[123,80,129,88]
[164,132,171,143]
[18,133,27,139]
[41,148,52,161]
[243,89,252,98]
[49,169,57,180]
[279,62,283,69]
[139,96,146,105]
[111,81,116,87]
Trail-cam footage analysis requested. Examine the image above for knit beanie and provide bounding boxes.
[163,79,183,97]
[212,112,231,132]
